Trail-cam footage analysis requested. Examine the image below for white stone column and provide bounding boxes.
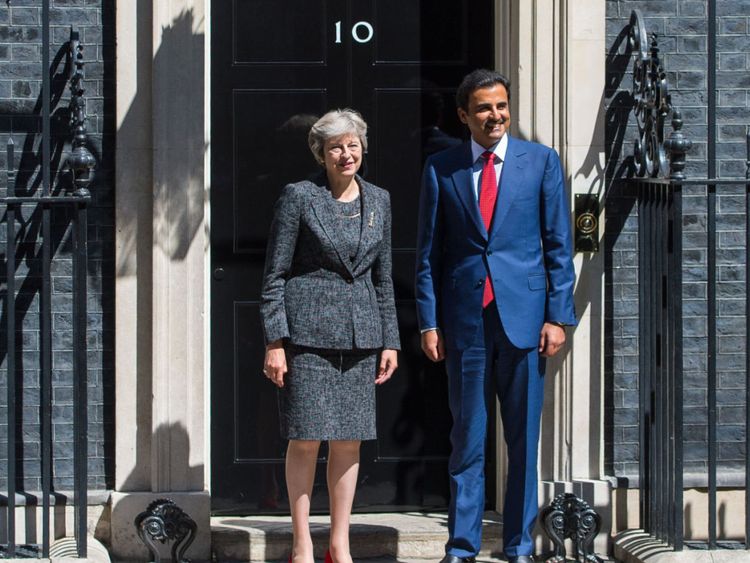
[498,0,610,555]
[112,0,210,559]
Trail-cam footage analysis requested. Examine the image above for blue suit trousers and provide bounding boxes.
[444,304,545,558]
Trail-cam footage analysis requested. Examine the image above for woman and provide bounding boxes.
[260,109,400,563]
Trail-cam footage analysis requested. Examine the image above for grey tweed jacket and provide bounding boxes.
[260,174,401,351]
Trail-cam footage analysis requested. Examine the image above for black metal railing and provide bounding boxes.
[636,165,750,551]
[627,1,750,552]
[636,176,684,548]
[2,0,95,558]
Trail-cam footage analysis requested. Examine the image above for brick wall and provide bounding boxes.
[0,0,114,492]
[606,0,749,482]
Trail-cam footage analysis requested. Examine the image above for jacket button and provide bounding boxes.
[477,279,484,287]
[346,277,354,284]
[486,249,493,256]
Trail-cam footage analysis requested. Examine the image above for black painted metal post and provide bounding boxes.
[72,200,88,558]
[42,0,50,197]
[672,183,684,551]
[5,139,15,557]
[660,185,667,542]
[40,1,52,555]
[668,183,675,547]
[646,183,656,535]
[636,182,650,530]
[661,184,669,542]
[707,0,717,548]
[664,184,671,544]
[649,186,658,537]
[707,181,717,550]
[655,185,665,541]
[40,202,52,558]
[40,201,51,558]
[708,0,716,180]
[641,182,654,534]
[706,0,718,547]
[746,131,750,550]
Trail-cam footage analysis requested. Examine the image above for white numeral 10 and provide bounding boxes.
[334,20,374,44]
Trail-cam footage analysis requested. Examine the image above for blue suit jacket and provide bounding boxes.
[415,135,577,350]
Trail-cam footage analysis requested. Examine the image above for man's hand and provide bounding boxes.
[263,339,287,388]
[421,329,445,362]
[376,349,398,384]
[538,323,566,357]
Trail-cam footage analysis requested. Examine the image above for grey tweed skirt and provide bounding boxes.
[279,345,378,441]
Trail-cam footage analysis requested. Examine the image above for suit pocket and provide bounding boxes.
[528,273,547,291]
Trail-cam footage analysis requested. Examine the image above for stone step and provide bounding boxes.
[211,512,503,562]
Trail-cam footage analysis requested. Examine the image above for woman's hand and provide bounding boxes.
[263,340,287,388]
[376,349,398,385]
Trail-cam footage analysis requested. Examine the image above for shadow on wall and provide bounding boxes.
[109,422,208,561]
[116,6,206,278]
[118,421,204,494]
[602,19,639,477]
[530,20,638,483]
[604,24,637,188]
[113,4,206,493]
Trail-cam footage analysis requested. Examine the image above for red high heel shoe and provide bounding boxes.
[325,550,333,563]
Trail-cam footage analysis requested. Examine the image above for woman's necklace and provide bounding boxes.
[329,177,360,218]
[337,197,361,219]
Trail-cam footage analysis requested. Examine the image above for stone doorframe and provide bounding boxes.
[496,0,610,554]
[113,0,210,559]
[111,0,608,560]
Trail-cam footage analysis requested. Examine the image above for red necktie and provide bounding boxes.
[479,151,497,308]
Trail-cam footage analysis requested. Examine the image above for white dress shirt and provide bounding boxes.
[470,132,508,200]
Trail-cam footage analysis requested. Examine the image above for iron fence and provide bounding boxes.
[626,0,750,550]
[636,177,683,549]
[635,162,750,550]
[1,0,95,558]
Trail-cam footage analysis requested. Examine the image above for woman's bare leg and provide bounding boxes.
[286,439,321,562]
[326,440,361,563]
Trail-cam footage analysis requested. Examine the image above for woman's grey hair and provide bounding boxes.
[308,109,368,164]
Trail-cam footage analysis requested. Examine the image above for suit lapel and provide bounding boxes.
[309,176,355,277]
[490,135,526,239]
[351,178,375,271]
[451,143,487,240]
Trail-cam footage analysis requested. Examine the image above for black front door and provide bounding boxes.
[211,0,494,515]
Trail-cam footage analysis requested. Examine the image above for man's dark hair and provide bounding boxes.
[455,69,511,110]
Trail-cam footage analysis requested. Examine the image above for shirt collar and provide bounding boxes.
[470,133,508,164]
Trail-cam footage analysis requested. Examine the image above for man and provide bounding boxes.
[415,69,577,563]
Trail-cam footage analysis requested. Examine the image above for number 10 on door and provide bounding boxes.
[334,20,374,44]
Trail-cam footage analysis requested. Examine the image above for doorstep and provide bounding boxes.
[211,511,502,562]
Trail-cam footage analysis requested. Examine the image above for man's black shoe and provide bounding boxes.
[507,556,535,563]
[439,555,476,563]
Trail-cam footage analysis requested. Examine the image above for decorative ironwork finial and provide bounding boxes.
[663,110,692,180]
[628,10,690,179]
[134,499,197,563]
[540,493,603,563]
[65,28,95,197]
